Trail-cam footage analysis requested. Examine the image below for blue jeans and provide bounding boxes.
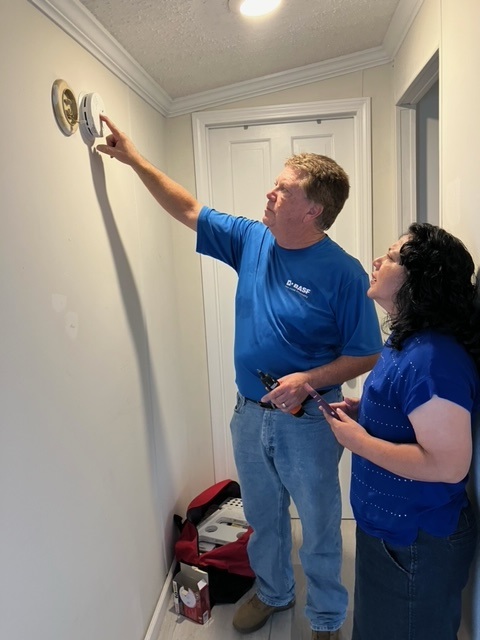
[353,502,477,640]
[230,391,347,632]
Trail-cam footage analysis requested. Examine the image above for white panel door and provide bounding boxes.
[208,119,357,250]
[195,109,372,519]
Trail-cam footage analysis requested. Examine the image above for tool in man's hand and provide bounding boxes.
[257,370,304,417]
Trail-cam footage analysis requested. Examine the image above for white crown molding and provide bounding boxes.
[383,0,425,59]
[169,47,389,117]
[28,0,423,118]
[28,0,172,116]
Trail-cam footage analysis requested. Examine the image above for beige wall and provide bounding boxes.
[440,0,480,263]
[440,2,480,633]
[4,0,479,638]
[1,2,214,640]
[393,0,440,103]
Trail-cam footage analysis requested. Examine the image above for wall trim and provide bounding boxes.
[396,107,417,236]
[395,50,439,235]
[171,48,388,117]
[397,50,439,107]
[383,0,425,59]
[28,0,423,117]
[143,558,177,640]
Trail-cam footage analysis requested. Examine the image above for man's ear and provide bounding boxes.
[304,203,324,222]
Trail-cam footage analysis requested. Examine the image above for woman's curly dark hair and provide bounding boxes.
[388,223,480,367]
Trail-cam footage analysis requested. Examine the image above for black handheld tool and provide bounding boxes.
[257,370,304,417]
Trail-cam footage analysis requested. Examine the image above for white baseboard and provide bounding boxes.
[143,558,177,640]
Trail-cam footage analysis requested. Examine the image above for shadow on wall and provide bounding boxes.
[88,147,173,564]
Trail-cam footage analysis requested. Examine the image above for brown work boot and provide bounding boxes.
[311,630,340,640]
[232,593,295,634]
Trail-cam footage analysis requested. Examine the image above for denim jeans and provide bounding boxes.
[230,391,348,632]
[353,502,477,640]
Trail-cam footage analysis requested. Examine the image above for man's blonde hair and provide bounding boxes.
[285,153,350,230]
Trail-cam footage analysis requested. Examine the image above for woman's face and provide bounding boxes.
[367,235,408,313]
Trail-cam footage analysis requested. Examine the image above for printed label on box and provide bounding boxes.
[173,563,211,625]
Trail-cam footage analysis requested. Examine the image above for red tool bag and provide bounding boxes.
[174,479,255,605]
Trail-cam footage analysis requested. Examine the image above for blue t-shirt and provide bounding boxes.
[196,206,382,400]
[352,330,480,545]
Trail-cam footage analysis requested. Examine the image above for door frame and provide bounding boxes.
[192,98,372,481]
[396,50,439,235]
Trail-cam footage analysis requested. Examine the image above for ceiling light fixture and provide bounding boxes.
[229,0,282,17]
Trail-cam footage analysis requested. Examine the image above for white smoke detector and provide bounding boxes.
[78,92,105,142]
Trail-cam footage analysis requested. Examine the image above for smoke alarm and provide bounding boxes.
[78,92,105,142]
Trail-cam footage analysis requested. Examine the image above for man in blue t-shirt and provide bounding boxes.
[97,115,382,640]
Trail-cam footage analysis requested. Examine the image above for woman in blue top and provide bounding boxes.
[319,223,480,640]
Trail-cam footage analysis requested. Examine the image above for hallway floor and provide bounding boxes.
[158,520,354,640]
[158,519,473,640]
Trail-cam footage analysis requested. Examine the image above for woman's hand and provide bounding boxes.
[322,406,368,451]
[302,388,366,451]
[323,395,473,483]
[333,396,360,421]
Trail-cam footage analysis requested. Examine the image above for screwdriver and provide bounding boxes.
[257,370,305,417]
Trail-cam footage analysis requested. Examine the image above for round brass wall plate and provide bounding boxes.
[52,79,78,136]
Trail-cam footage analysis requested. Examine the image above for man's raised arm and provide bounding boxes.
[96,115,201,231]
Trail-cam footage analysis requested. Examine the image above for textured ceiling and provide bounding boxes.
[77,0,401,99]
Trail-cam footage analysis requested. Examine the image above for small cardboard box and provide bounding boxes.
[173,563,211,625]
